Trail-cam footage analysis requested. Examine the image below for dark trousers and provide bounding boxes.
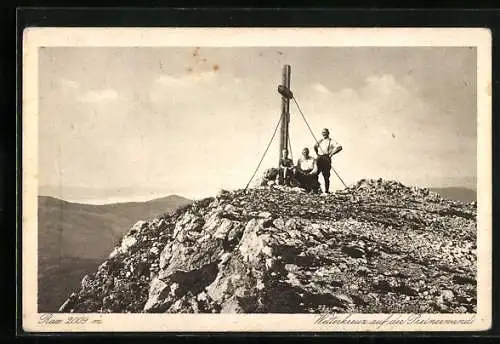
[278,167,293,186]
[296,170,320,192]
[317,155,331,192]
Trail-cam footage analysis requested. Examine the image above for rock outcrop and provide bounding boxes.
[59,179,477,314]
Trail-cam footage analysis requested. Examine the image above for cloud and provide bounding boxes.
[362,74,412,99]
[155,71,217,88]
[150,71,221,105]
[59,78,79,89]
[79,88,118,103]
[312,82,331,94]
[54,79,118,104]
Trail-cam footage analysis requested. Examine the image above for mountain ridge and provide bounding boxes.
[38,194,190,207]
[58,179,477,314]
[38,194,192,312]
[428,187,476,202]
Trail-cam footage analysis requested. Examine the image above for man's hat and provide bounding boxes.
[322,128,329,134]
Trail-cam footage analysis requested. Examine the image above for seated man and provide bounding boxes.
[295,147,320,193]
[278,149,294,186]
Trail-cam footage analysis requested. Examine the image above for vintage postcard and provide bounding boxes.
[22,27,492,332]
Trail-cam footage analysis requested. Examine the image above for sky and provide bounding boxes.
[38,47,477,203]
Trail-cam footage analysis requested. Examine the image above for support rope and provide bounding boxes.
[287,127,294,163]
[291,97,322,152]
[244,114,283,190]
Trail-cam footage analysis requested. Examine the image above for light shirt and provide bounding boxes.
[297,157,317,173]
[316,137,340,156]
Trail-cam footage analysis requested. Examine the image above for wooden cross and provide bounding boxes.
[278,64,291,166]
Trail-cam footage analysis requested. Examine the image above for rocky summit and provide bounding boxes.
[59,179,477,314]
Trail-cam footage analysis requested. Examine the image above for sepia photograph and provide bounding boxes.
[22,28,491,332]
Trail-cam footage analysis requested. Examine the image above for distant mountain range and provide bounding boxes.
[39,186,186,204]
[38,194,192,260]
[38,194,192,312]
[429,187,476,202]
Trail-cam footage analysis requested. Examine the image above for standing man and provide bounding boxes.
[314,128,342,193]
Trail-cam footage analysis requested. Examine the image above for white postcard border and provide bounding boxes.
[22,27,492,332]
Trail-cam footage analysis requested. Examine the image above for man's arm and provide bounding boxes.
[295,159,304,174]
[329,140,343,157]
[313,140,320,154]
[330,145,342,157]
[309,159,318,175]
